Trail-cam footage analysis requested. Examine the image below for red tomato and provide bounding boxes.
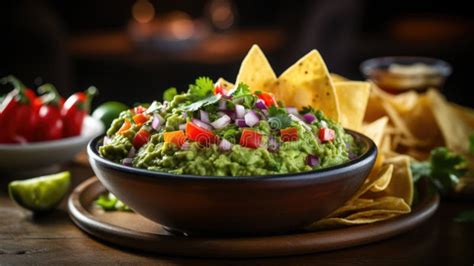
[214,84,225,95]
[240,129,262,149]
[280,127,298,142]
[134,105,146,114]
[257,92,276,107]
[318,128,335,142]
[164,130,186,147]
[132,128,150,149]
[185,122,219,145]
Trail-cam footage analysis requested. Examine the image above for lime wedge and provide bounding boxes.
[8,171,71,212]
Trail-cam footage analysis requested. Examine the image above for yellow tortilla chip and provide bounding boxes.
[235,45,277,92]
[334,81,371,131]
[330,73,348,82]
[351,164,393,200]
[427,89,472,154]
[274,50,340,122]
[367,156,414,205]
[216,77,234,91]
[363,116,389,147]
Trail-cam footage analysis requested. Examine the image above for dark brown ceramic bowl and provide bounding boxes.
[87,130,377,235]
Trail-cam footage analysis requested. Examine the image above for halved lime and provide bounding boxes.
[8,171,71,212]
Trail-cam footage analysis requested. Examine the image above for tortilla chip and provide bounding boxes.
[450,102,474,128]
[328,196,409,218]
[365,156,414,205]
[216,77,235,91]
[330,73,348,82]
[363,116,389,147]
[427,89,472,154]
[274,50,340,122]
[334,81,371,131]
[351,164,394,201]
[235,45,277,92]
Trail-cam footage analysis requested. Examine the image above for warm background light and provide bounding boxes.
[132,0,155,24]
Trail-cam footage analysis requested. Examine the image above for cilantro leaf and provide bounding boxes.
[232,83,251,97]
[410,147,468,195]
[469,133,474,155]
[95,193,131,212]
[180,94,221,112]
[163,87,178,102]
[268,105,292,129]
[188,77,214,100]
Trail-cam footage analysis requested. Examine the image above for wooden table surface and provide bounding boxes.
[1,161,473,265]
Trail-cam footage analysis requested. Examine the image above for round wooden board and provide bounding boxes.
[68,177,439,258]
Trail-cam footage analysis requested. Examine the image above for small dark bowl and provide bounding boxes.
[88,130,377,235]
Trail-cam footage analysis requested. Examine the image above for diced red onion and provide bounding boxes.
[218,100,227,110]
[286,107,299,116]
[151,114,164,130]
[267,137,279,152]
[122,158,133,166]
[103,136,112,145]
[211,114,231,129]
[261,109,269,117]
[220,110,236,120]
[244,111,260,127]
[192,118,213,131]
[320,120,328,128]
[289,114,312,131]
[235,104,245,119]
[219,138,232,151]
[255,99,267,110]
[181,141,190,150]
[235,118,247,127]
[303,113,317,124]
[200,110,210,123]
[306,155,320,167]
[127,147,136,158]
[179,123,186,130]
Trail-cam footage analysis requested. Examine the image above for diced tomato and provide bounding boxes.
[257,92,277,107]
[133,113,149,126]
[280,127,298,142]
[164,130,186,147]
[214,84,225,95]
[118,120,131,135]
[134,105,146,114]
[318,128,335,142]
[132,128,150,149]
[240,129,262,149]
[185,122,219,145]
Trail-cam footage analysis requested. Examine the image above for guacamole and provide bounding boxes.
[99,77,361,176]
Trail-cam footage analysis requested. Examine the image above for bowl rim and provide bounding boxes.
[0,116,104,150]
[88,129,377,182]
[360,56,452,77]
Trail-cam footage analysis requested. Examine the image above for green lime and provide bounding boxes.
[8,171,71,212]
[92,101,129,128]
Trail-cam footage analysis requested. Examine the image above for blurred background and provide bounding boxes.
[1,0,473,107]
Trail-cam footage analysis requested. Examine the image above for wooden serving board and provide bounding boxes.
[68,177,439,258]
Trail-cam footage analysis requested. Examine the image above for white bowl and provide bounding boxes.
[0,116,104,176]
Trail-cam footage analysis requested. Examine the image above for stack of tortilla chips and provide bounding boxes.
[229,45,474,229]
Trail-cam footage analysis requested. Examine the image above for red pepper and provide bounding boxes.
[257,92,277,107]
[240,129,262,149]
[319,128,335,142]
[132,128,151,149]
[164,130,186,147]
[133,113,149,126]
[118,119,132,135]
[134,105,146,115]
[280,127,298,142]
[0,75,37,143]
[61,86,97,137]
[185,122,219,146]
[34,84,64,141]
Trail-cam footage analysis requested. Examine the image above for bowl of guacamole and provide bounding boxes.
[88,77,377,235]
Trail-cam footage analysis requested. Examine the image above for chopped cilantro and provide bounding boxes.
[410,147,468,195]
[232,83,251,97]
[180,94,222,112]
[95,192,131,212]
[268,105,292,129]
[163,87,178,102]
[232,83,256,109]
[188,77,214,100]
